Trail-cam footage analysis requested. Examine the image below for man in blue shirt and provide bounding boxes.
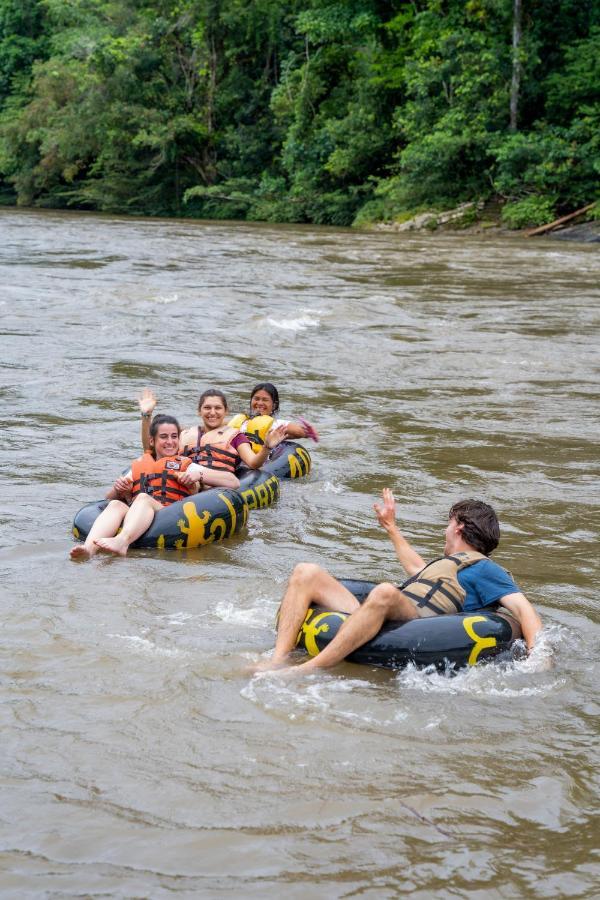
[256,490,542,674]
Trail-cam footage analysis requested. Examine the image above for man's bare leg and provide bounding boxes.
[70,500,129,560]
[255,564,360,671]
[289,582,418,674]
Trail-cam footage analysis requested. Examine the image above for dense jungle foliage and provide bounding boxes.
[0,0,598,227]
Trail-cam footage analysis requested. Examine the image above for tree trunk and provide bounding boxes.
[509,0,522,131]
[523,203,595,237]
[202,2,220,185]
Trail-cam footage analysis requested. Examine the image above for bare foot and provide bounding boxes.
[249,653,328,676]
[253,660,322,679]
[70,544,97,560]
[94,536,129,556]
[247,656,290,675]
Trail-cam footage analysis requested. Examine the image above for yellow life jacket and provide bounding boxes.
[400,551,487,617]
[227,413,274,454]
[227,413,248,430]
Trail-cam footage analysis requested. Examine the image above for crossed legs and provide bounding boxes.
[257,563,419,674]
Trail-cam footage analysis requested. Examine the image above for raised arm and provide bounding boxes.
[139,388,157,452]
[373,488,426,577]
[497,591,542,652]
[282,422,307,439]
[284,418,319,442]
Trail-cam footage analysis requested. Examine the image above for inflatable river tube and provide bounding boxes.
[72,441,311,551]
[295,579,522,671]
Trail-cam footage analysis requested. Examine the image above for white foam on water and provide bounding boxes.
[242,674,408,728]
[215,598,277,628]
[266,312,320,331]
[107,633,184,658]
[394,624,569,697]
[242,625,573,726]
[155,293,178,304]
[396,661,564,698]
[321,480,343,494]
[155,611,199,625]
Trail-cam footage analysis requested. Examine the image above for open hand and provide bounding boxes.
[374,488,396,531]
[266,423,289,449]
[138,387,157,416]
[297,417,319,442]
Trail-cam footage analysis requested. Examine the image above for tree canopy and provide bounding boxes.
[0,0,598,227]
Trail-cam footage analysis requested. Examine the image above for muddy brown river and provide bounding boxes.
[0,209,598,897]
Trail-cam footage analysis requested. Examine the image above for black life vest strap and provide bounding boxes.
[132,471,188,501]
[401,581,463,614]
[400,590,447,614]
[200,444,239,465]
[401,556,444,590]
[182,426,204,461]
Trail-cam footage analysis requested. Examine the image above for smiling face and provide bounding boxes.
[250,389,275,416]
[150,422,180,459]
[199,395,228,430]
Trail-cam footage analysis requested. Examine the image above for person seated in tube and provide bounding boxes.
[228,382,319,448]
[139,387,288,472]
[254,490,543,674]
[70,414,239,560]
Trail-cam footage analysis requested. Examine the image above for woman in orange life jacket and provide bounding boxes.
[139,388,288,471]
[69,414,240,560]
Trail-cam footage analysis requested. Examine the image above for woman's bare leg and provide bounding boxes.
[94,494,162,556]
[256,563,361,671]
[70,500,129,559]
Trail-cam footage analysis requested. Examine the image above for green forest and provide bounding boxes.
[0,0,598,228]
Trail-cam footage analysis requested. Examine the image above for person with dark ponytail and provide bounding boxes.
[228,382,319,451]
[70,410,239,560]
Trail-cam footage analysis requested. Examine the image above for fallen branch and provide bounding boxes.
[524,203,595,237]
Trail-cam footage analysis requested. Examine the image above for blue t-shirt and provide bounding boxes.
[457,558,519,612]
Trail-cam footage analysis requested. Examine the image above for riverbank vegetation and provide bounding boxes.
[0,1,598,228]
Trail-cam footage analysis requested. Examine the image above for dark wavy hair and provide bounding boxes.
[250,382,280,415]
[448,499,500,556]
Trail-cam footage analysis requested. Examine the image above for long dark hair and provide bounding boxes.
[250,382,280,415]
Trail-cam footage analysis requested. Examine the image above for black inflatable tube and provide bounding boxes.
[295,579,522,671]
[72,441,311,551]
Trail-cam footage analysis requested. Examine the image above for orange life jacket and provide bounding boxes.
[130,453,194,507]
[182,426,240,473]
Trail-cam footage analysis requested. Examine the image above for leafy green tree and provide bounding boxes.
[0,0,47,101]
[0,0,597,223]
[495,27,600,226]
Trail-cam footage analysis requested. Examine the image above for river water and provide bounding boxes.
[0,209,598,897]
